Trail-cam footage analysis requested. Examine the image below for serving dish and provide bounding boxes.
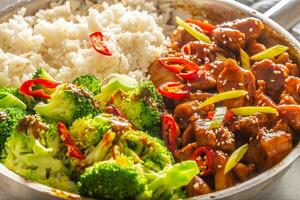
[0,0,300,199]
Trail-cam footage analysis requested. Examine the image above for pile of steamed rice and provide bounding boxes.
[0,0,175,86]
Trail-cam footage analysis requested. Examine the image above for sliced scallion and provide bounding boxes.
[250,45,289,61]
[176,17,212,44]
[199,90,248,109]
[216,53,227,61]
[207,107,227,130]
[224,144,248,174]
[240,48,250,70]
[231,106,278,116]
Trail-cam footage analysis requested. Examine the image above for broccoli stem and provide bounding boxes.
[147,160,199,199]
[81,131,115,167]
[35,100,70,122]
[0,92,27,110]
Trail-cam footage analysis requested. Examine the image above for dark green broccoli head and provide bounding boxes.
[77,156,147,200]
[2,116,75,192]
[34,83,100,125]
[111,81,164,137]
[69,114,113,151]
[0,107,26,153]
[72,75,101,95]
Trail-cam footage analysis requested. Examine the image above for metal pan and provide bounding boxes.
[0,0,300,199]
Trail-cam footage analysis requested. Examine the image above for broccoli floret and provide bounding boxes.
[78,156,147,200]
[32,68,57,82]
[34,83,100,125]
[0,107,26,153]
[78,130,116,168]
[0,86,41,112]
[77,156,199,200]
[111,81,164,137]
[69,114,113,151]
[72,75,101,95]
[119,129,173,171]
[144,161,199,200]
[2,116,76,192]
[0,92,26,110]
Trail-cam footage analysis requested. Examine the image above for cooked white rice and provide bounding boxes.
[0,0,175,86]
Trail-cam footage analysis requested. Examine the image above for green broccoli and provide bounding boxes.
[72,75,101,95]
[78,156,147,200]
[0,86,41,112]
[2,116,76,192]
[34,83,100,124]
[95,74,138,105]
[77,155,199,200]
[119,129,173,171]
[0,92,26,110]
[110,81,164,137]
[0,107,26,153]
[78,130,116,168]
[69,114,113,151]
[32,68,57,82]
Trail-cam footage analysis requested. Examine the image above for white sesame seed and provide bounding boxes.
[229,37,232,42]
[232,87,236,90]
[203,48,207,52]
[238,37,243,41]
[217,165,222,169]
[223,40,227,45]
[249,28,253,32]
[270,79,275,82]
[238,83,244,86]
[274,70,281,74]
[246,95,250,100]
[222,34,226,38]
[223,79,228,85]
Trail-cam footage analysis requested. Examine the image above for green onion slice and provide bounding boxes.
[216,53,227,61]
[250,45,289,61]
[231,106,278,116]
[176,16,212,44]
[199,90,248,109]
[224,144,248,174]
[0,92,26,110]
[240,48,250,70]
[207,107,227,130]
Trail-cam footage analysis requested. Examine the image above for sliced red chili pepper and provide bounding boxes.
[158,82,189,100]
[161,114,178,154]
[89,31,112,56]
[158,57,199,80]
[185,18,215,34]
[189,147,214,176]
[19,78,60,99]
[206,110,235,122]
[181,42,192,56]
[57,122,85,160]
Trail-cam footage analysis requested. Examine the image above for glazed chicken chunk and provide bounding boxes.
[246,127,293,170]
